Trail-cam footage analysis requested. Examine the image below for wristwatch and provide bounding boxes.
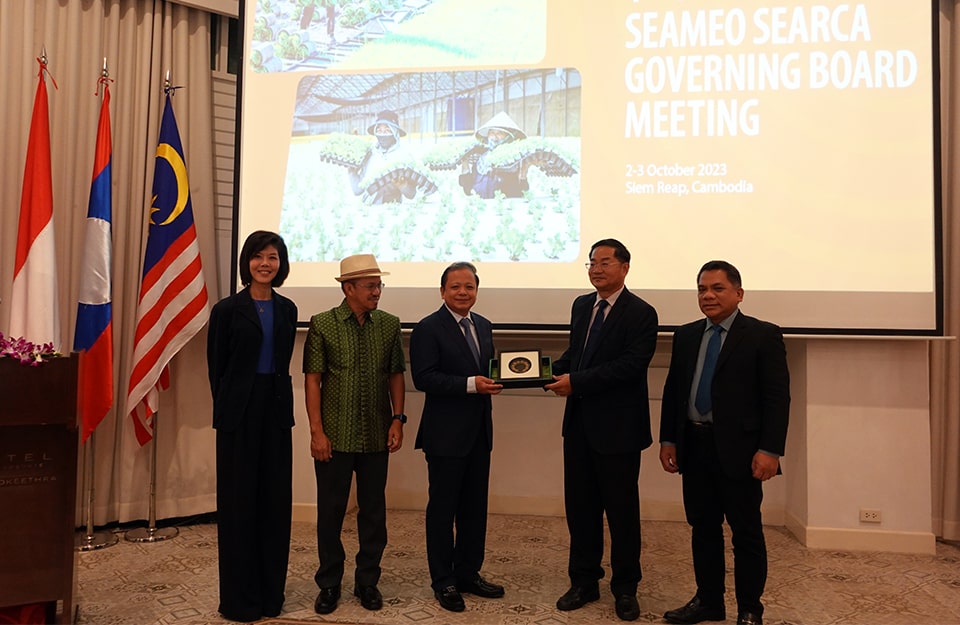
[392,413,407,423]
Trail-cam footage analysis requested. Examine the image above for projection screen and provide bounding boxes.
[237,0,941,333]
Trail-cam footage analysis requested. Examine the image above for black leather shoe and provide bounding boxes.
[663,595,725,624]
[457,575,505,598]
[737,611,763,625]
[313,586,340,615]
[434,585,466,612]
[615,594,640,621]
[354,585,383,611]
[556,585,600,611]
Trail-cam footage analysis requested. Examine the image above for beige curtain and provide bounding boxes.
[0,0,219,524]
[932,0,960,542]
[2,1,959,534]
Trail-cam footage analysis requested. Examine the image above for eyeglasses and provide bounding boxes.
[585,262,621,271]
[355,281,385,291]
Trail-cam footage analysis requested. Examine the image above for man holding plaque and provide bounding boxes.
[545,239,659,622]
[410,262,505,613]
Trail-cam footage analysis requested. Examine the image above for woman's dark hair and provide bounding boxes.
[238,230,290,287]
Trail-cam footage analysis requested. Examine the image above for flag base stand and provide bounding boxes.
[75,530,118,551]
[124,525,179,543]
[76,435,119,552]
[124,412,179,544]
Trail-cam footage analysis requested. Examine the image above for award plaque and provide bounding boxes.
[489,350,553,388]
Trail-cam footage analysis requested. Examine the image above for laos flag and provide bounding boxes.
[74,82,114,443]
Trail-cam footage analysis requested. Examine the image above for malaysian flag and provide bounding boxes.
[75,79,114,444]
[10,56,60,348]
[125,93,209,446]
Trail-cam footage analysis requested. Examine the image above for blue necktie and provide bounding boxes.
[694,324,723,415]
[581,299,608,366]
[460,317,482,369]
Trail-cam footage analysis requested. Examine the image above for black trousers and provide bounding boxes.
[682,422,766,615]
[216,375,293,622]
[562,415,642,596]
[313,450,389,589]
[424,432,491,591]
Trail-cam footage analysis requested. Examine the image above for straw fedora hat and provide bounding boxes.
[335,254,390,282]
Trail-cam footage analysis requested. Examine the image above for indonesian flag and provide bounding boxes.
[10,57,60,348]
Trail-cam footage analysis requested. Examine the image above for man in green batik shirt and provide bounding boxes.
[303,254,406,616]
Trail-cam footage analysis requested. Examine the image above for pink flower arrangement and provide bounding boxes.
[0,332,59,366]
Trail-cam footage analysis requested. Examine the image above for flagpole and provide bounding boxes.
[124,412,178,543]
[124,69,204,542]
[75,432,118,550]
[75,58,118,551]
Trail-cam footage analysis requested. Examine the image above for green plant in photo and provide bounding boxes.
[334,214,352,237]
[544,233,566,260]
[461,209,478,241]
[389,224,403,250]
[338,4,369,28]
[402,212,417,235]
[319,133,372,168]
[528,198,546,222]
[501,228,527,262]
[566,213,579,241]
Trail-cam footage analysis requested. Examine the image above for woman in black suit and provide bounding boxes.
[207,231,298,622]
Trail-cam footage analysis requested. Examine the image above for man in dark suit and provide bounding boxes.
[410,261,505,613]
[659,260,790,625]
[545,239,659,622]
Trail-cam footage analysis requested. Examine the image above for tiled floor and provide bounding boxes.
[75,510,960,625]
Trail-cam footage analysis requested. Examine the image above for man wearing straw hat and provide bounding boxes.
[303,254,407,615]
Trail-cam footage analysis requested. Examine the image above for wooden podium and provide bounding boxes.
[0,356,79,624]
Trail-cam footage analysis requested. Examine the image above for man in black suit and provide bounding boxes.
[545,239,659,622]
[659,260,790,625]
[410,262,505,613]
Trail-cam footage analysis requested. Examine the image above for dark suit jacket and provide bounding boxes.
[410,306,495,457]
[207,288,298,432]
[553,288,659,455]
[659,311,790,478]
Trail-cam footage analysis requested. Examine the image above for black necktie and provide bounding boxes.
[460,317,481,369]
[694,324,723,415]
[581,299,608,366]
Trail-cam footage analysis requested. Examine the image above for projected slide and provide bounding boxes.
[250,0,546,72]
[280,70,581,264]
[239,1,940,332]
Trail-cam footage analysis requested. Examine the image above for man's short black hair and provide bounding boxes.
[589,238,631,263]
[238,230,290,287]
[698,260,742,288]
[441,261,480,288]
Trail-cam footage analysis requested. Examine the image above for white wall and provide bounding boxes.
[287,329,934,554]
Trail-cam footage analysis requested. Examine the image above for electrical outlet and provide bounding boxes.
[859,508,882,523]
